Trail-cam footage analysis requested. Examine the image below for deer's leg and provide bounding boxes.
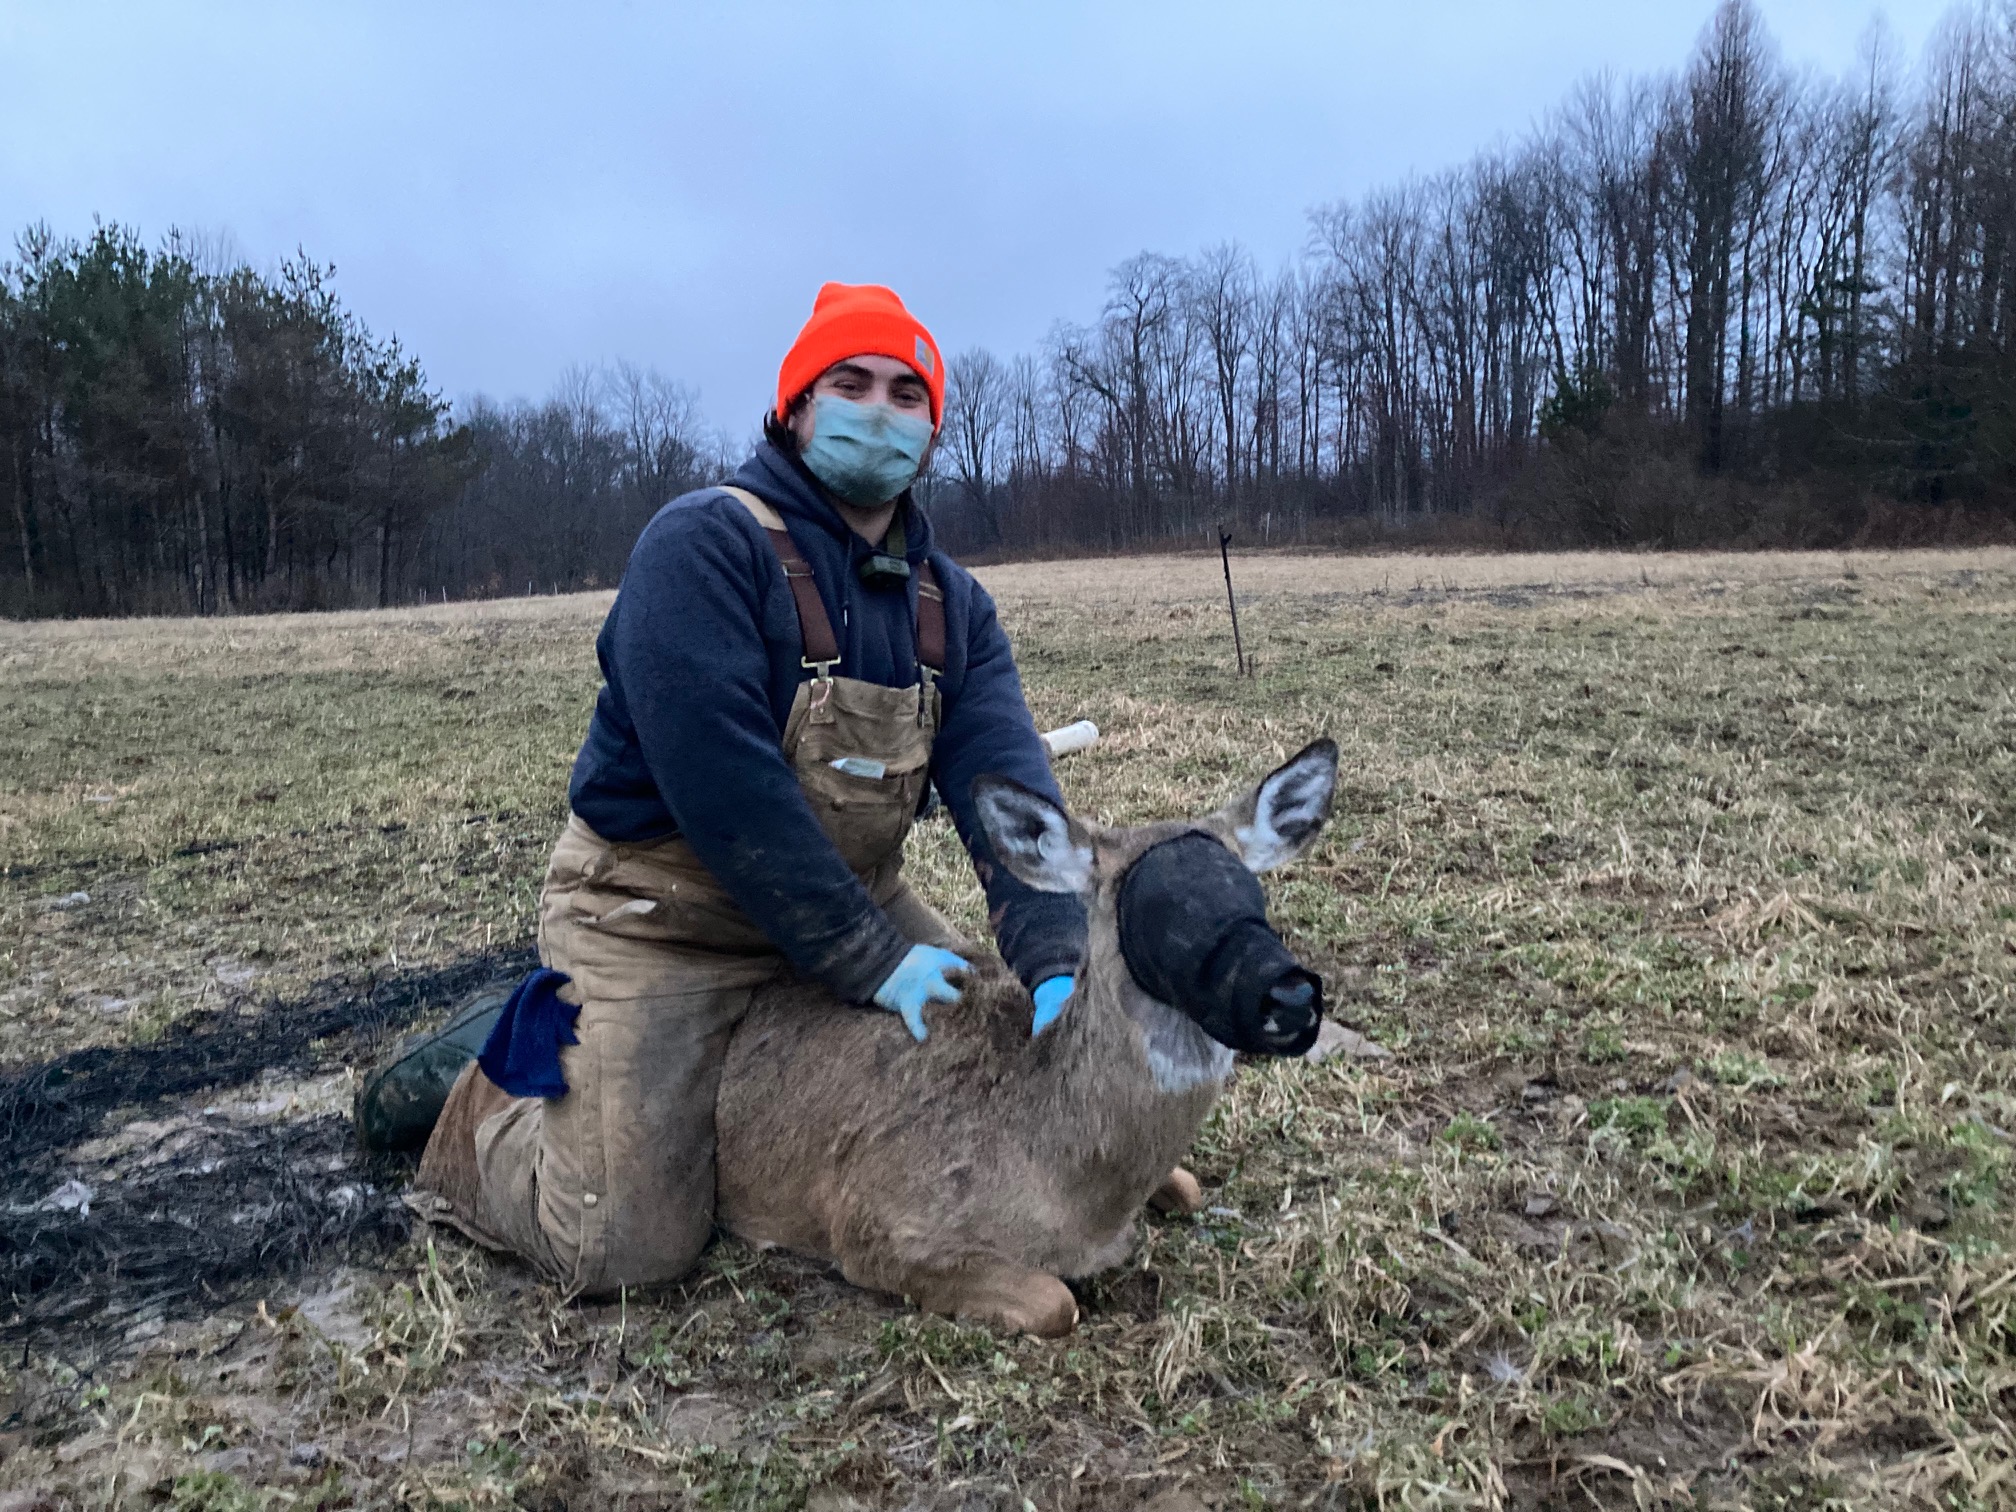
[845,1255,1079,1337]
[1149,1166,1205,1215]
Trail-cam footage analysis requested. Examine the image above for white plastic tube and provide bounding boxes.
[1041,720,1100,759]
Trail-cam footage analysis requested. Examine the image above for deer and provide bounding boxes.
[713,738,1338,1336]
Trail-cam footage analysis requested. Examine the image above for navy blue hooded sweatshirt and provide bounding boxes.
[568,442,1087,1004]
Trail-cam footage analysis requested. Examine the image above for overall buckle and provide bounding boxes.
[803,658,838,721]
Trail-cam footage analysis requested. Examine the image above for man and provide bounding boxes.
[358,283,1086,1296]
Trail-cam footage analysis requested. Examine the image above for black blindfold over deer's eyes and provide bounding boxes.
[1117,833,1324,1057]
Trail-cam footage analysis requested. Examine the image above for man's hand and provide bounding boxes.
[873,945,970,1041]
[1031,975,1075,1036]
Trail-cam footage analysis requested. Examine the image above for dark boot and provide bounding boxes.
[355,984,512,1151]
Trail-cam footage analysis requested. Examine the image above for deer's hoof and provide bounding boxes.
[915,1264,1080,1337]
[1008,1274,1080,1337]
[958,1269,1078,1336]
[1149,1167,1206,1216]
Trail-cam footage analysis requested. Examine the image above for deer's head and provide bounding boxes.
[974,739,1338,1080]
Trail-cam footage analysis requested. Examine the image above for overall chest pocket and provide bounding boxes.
[784,677,938,877]
[797,754,930,874]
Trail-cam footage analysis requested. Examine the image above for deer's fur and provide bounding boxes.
[714,740,1336,1336]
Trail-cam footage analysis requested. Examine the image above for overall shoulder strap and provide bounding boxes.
[914,557,946,676]
[719,486,840,674]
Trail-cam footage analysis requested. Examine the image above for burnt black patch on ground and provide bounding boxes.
[0,946,532,1348]
[5,1114,404,1349]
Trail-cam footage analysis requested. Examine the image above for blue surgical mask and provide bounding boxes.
[799,395,933,506]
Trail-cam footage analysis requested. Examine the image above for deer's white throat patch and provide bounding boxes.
[1129,987,1236,1093]
[1147,1035,1236,1094]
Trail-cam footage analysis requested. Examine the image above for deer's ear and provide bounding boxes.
[973,775,1095,894]
[1215,738,1338,873]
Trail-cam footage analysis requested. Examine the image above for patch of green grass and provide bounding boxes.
[1539,1392,1602,1438]
[1706,1049,1783,1089]
[1945,1119,2012,1209]
[167,1472,266,1512]
[876,1315,1005,1373]
[1589,1095,1669,1145]
[1441,1112,1502,1152]
[1580,1025,1628,1063]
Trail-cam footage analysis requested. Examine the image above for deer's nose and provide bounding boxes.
[1259,973,1321,1050]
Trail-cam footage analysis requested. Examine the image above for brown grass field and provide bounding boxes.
[1,547,2013,1510]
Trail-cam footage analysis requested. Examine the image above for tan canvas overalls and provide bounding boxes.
[412,488,965,1294]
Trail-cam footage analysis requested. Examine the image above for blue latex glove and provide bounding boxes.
[1031,975,1076,1036]
[873,944,970,1041]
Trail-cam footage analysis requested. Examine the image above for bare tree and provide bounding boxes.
[1676,0,1779,469]
[941,348,1008,546]
[1191,243,1256,512]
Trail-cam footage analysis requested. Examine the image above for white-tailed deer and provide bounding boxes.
[714,738,1338,1335]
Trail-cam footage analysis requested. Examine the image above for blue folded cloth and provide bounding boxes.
[477,967,581,1098]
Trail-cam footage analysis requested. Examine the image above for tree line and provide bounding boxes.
[0,220,732,617]
[925,0,2016,557]
[0,227,478,617]
[5,0,2015,618]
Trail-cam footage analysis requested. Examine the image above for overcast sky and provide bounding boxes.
[0,1,1961,434]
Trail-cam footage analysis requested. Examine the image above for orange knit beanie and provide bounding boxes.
[775,283,944,426]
